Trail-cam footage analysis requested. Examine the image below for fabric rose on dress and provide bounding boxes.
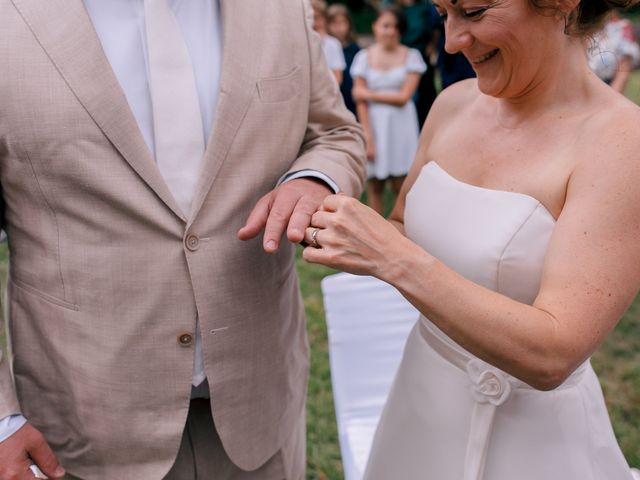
[466,358,513,406]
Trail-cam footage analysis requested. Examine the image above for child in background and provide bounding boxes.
[350,7,425,215]
[327,4,361,116]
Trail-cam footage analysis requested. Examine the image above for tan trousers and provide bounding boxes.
[65,398,305,480]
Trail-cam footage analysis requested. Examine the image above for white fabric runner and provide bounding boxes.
[321,273,418,480]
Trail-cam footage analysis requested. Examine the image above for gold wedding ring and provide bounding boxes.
[311,228,320,248]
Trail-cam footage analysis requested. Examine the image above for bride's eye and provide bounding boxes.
[463,7,487,17]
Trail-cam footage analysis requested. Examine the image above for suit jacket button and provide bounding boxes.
[178,333,193,347]
[185,234,199,251]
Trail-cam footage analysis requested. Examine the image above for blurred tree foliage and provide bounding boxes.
[327,0,379,33]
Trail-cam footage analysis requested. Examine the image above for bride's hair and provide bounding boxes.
[530,0,640,35]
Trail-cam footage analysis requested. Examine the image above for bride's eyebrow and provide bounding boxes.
[433,0,458,7]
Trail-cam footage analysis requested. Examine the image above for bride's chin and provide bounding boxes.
[476,77,507,98]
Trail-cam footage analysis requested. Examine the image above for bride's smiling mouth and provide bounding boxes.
[472,49,500,64]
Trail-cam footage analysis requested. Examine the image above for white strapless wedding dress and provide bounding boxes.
[363,161,634,480]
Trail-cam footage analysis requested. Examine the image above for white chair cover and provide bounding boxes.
[321,273,419,480]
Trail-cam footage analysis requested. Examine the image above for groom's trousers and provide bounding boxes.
[163,398,306,480]
[65,398,305,479]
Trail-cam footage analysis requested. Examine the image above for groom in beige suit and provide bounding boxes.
[0,0,365,478]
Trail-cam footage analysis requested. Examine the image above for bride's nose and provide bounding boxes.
[444,17,474,54]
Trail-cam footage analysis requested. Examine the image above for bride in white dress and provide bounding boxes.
[302,0,640,477]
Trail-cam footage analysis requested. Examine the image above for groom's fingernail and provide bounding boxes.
[266,240,276,250]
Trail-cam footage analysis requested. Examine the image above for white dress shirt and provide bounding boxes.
[84,0,223,391]
[1,0,338,442]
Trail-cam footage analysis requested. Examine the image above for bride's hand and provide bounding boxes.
[302,194,412,280]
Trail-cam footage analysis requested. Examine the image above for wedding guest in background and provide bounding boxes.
[327,3,362,116]
[312,0,347,84]
[304,0,640,476]
[395,0,442,126]
[351,6,426,215]
[588,10,640,93]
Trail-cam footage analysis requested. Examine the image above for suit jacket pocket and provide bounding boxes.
[257,67,302,103]
[11,278,79,311]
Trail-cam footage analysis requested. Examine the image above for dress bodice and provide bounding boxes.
[365,66,409,92]
[404,161,556,305]
[366,161,634,480]
[350,48,427,94]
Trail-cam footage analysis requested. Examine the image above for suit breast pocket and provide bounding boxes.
[256,67,302,103]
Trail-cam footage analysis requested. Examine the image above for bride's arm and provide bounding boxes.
[304,107,640,392]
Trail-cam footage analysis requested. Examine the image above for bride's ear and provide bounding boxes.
[556,0,581,32]
[557,0,581,14]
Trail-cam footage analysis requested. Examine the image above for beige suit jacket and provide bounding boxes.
[0,0,365,477]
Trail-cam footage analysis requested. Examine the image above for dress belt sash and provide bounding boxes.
[418,318,588,480]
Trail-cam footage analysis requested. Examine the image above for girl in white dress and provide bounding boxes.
[303,0,640,477]
[351,7,426,215]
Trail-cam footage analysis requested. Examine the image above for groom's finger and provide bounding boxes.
[286,195,320,243]
[238,192,272,241]
[281,179,332,245]
[263,190,298,253]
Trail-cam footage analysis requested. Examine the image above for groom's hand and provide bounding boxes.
[238,178,332,253]
[0,423,65,480]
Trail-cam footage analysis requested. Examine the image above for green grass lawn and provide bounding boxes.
[625,70,640,103]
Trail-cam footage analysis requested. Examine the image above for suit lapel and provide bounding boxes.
[11,0,186,221]
[188,0,266,225]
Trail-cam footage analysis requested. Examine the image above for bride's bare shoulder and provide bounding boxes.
[420,79,479,139]
[581,91,640,167]
[572,90,640,198]
[432,79,479,116]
